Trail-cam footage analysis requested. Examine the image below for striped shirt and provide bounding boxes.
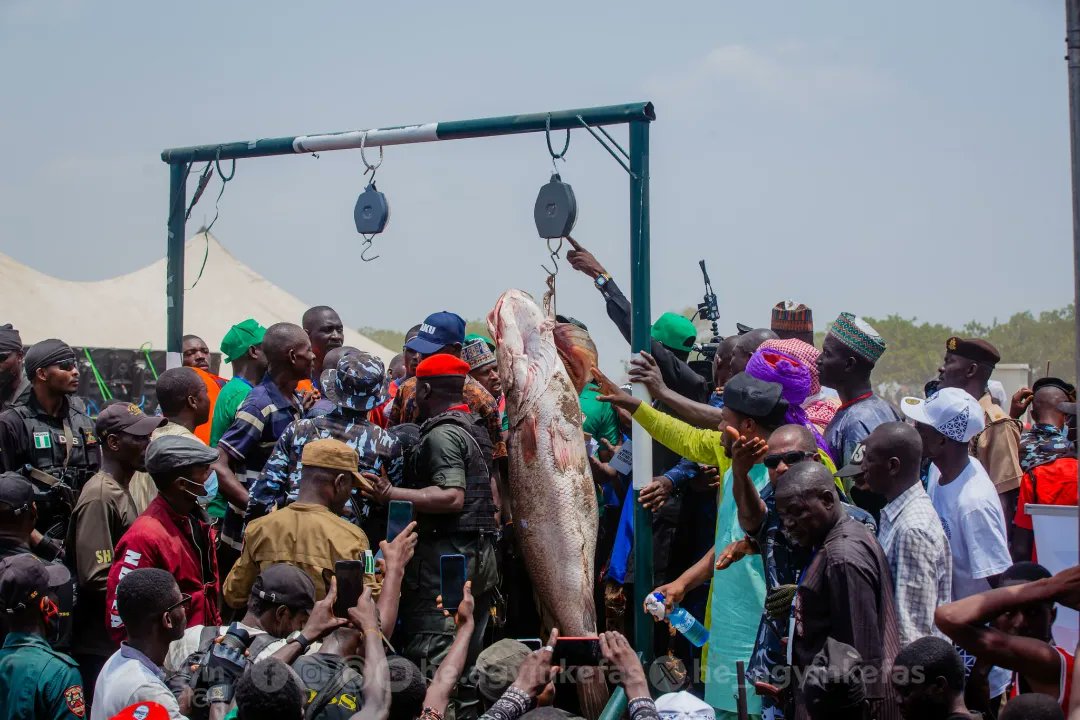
[878,482,953,646]
[217,376,303,548]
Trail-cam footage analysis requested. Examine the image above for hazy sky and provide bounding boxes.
[1,1,1074,373]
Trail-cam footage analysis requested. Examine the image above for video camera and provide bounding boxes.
[168,622,256,717]
[689,260,722,385]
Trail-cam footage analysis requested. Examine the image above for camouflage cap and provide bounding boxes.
[320,352,389,412]
[476,639,532,702]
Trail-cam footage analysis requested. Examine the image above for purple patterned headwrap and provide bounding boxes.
[746,347,829,452]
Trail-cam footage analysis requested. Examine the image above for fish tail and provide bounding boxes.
[576,672,611,720]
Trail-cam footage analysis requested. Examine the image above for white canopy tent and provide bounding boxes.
[0,231,396,369]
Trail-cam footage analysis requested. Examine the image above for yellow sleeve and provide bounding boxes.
[222,531,259,609]
[632,403,731,473]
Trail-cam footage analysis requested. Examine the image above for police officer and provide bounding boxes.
[0,553,85,720]
[0,340,99,541]
[247,351,416,543]
[0,324,28,413]
[363,355,498,719]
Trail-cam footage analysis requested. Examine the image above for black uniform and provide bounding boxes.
[399,410,498,720]
[0,393,100,540]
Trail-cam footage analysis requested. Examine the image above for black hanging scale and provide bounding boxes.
[533,173,577,239]
[354,182,390,235]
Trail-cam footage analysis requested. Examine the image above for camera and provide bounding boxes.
[169,623,255,716]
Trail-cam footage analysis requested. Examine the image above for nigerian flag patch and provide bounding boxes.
[33,432,51,450]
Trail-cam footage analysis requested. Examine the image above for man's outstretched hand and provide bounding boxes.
[594,366,641,414]
[566,237,608,280]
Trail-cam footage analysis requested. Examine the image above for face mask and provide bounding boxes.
[178,473,216,504]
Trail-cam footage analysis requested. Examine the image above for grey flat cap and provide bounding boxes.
[145,435,218,474]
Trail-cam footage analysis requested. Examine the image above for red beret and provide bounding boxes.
[416,355,471,378]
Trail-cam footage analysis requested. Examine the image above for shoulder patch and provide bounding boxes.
[63,684,85,718]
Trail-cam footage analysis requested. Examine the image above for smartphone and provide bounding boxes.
[439,554,467,612]
[518,638,543,652]
[333,560,366,618]
[387,500,414,544]
[552,636,602,666]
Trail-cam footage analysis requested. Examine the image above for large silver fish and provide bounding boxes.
[489,289,607,718]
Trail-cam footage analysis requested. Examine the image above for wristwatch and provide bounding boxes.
[286,630,313,653]
[594,273,612,291]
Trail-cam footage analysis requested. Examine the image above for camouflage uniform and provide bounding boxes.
[245,353,418,543]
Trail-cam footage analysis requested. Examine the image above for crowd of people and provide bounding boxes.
[0,236,1078,720]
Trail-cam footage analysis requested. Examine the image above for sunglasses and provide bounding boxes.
[164,593,192,614]
[53,359,77,371]
[763,451,815,470]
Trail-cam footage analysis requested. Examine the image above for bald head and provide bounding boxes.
[1032,384,1069,428]
[713,335,741,389]
[732,328,779,375]
[322,345,361,372]
[776,462,836,503]
[769,424,817,454]
[861,421,923,500]
[262,322,313,381]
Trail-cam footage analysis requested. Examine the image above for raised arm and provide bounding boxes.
[350,587,392,720]
[422,582,477,717]
[935,570,1079,696]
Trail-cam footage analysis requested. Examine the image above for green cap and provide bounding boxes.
[220,319,267,363]
[476,639,531,702]
[464,333,495,351]
[650,312,698,353]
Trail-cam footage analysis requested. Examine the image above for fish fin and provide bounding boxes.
[520,415,538,464]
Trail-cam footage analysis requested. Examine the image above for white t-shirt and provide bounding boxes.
[164,622,321,674]
[927,458,1014,697]
[91,644,188,720]
[927,458,1012,600]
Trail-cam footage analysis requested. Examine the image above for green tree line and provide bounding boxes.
[362,305,1076,390]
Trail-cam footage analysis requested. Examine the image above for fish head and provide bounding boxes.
[552,322,597,395]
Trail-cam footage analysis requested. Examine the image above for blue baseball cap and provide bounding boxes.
[405,311,466,355]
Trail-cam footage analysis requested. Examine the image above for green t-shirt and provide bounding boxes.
[207,377,254,519]
[579,382,620,446]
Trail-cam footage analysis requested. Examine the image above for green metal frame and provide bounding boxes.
[161,101,657,686]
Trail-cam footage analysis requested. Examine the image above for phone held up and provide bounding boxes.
[387,499,414,544]
[551,636,602,666]
[439,554,467,612]
[332,553,374,618]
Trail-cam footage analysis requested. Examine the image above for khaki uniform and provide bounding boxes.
[971,394,1023,494]
[971,393,1024,543]
[222,502,374,607]
[66,470,139,659]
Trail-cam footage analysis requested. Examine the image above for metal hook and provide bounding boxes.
[540,236,563,276]
[545,114,570,174]
[360,132,384,182]
[360,236,381,262]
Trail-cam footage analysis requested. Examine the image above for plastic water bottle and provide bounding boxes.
[645,592,709,647]
[668,607,709,647]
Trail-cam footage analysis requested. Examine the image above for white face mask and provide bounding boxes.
[178,472,217,505]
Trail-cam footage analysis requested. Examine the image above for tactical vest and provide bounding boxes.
[406,410,497,535]
[10,398,99,538]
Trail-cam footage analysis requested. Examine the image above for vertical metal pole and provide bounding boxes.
[629,120,654,660]
[166,162,187,370]
[1067,0,1080,555]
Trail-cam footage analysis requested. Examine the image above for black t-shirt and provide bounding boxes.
[292,653,365,720]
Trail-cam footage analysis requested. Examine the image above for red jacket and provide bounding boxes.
[105,496,221,644]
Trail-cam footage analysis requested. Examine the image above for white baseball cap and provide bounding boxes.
[900,387,985,442]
